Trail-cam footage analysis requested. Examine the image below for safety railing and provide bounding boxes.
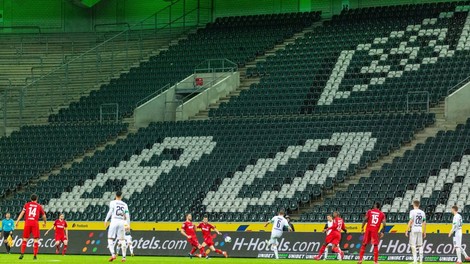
[406,91,430,113]
[100,103,119,124]
[448,75,470,95]
[5,0,212,129]
[0,78,12,136]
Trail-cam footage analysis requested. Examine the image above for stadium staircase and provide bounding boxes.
[1,27,190,132]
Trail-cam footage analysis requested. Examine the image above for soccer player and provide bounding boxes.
[449,205,470,264]
[1,213,14,254]
[358,202,386,264]
[322,214,339,260]
[264,209,292,260]
[116,224,134,257]
[314,211,346,261]
[405,200,426,264]
[15,193,47,260]
[44,213,69,255]
[104,191,130,262]
[181,213,205,258]
[197,215,228,259]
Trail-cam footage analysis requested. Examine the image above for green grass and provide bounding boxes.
[0,254,451,264]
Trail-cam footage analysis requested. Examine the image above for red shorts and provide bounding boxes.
[188,237,199,248]
[23,224,40,239]
[55,235,67,242]
[203,237,214,247]
[363,229,380,245]
[325,232,341,245]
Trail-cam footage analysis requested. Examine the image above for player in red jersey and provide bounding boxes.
[181,213,205,258]
[15,194,47,260]
[358,202,386,264]
[197,215,228,259]
[44,213,69,255]
[314,211,346,261]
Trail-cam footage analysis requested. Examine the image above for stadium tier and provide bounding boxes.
[300,118,470,223]
[0,124,127,199]
[0,113,432,221]
[48,12,321,123]
[212,2,470,117]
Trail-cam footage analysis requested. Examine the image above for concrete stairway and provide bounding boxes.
[291,103,458,219]
[188,23,322,121]
[1,27,192,133]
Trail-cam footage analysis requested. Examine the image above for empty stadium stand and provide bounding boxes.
[48,12,321,122]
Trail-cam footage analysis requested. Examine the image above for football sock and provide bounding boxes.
[317,244,327,257]
[63,245,67,255]
[373,245,379,262]
[121,241,127,258]
[190,247,197,255]
[272,245,279,259]
[418,246,423,262]
[21,240,26,254]
[199,247,205,256]
[359,244,366,261]
[324,248,328,259]
[463,248,469,258]
[108,239,116,256]
[215,249,223,255]
[129,244,134,255]
[33,242,39,256]
[411,246,417,262]
[457,247,462,262]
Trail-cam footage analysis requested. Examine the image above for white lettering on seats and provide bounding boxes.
[45,136,216,213]
[203,132,377,213]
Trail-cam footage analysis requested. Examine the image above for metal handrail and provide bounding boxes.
[448,75,470,95]
[406,91,430,113]
[94,23,131,32]
[136,83,172,107]
[0,26,41,33]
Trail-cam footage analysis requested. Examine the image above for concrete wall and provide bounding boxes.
[134,86,176,128]
[176,71,239,121]
[446,80,470,123]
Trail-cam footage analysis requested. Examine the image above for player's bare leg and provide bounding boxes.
[108,238,117,262]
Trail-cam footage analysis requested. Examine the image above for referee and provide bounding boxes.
[1,213,14,253]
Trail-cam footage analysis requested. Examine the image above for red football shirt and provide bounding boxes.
[54,219,67,237]
[22,202,45,225]
[366,209,385,232]
[182,221,197,238]
[328,217,345,234]
[197,222,215,239]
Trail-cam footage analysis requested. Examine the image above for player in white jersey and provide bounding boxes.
[116,224,134,257]
[322,215,334,260]
[405,200,426,264]
[104,191,130,262]
[449,205,470,264]
[264,210,292,259]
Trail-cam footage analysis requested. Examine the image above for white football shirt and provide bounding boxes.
[105,200,130,224]
[271,216,289,233]
[326,220,333,235]
[452,213,463,235]
[409,208,426,232]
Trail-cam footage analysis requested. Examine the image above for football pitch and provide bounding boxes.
[0,255,453,264]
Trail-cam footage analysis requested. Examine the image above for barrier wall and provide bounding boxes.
[2,230,464,261]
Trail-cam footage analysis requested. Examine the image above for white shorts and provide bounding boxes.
[125,235,132,244]
[409,232,423,247]
[269,230,283,245]
[453,232,462,248]
[108,220,126,240]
